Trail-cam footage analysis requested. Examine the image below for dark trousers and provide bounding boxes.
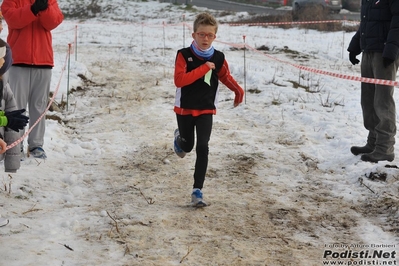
[361,52,398,155]
[176,114,213,190]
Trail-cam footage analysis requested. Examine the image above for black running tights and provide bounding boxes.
[176,114,213,190]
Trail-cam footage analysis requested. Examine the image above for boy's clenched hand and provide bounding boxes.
[205,61,215,70]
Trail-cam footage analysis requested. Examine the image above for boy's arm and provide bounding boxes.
[219,59,244,106]
[174,52,212,88]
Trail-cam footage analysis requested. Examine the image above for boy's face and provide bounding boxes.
[0,21,2,33]
[0,57,4,69]
[192,25,216,50]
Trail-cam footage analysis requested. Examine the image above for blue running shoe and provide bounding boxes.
[29,147,47,159]
[174,129,186,158]
[191,188,207,207]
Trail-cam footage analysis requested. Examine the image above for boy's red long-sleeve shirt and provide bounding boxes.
[174,49,244,116]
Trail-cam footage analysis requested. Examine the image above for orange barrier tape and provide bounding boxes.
[245,44,399,87]
[226,20,357,26]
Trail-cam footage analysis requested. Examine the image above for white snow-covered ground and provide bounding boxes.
[0,1,397,265]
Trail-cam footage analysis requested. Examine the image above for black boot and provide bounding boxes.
[361,151,394,163]
[350,145,374,155]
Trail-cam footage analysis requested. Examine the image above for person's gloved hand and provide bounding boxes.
[31,0,48,15]
[383,57,394,68]
[349,52,360,65]
[0,109,29,132]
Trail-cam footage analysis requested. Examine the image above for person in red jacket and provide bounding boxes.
[173,12,244,207]
[1,0,63,159]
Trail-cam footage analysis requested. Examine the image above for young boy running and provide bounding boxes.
[173,12,244,207]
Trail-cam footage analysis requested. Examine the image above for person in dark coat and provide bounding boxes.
[348,0,399,163]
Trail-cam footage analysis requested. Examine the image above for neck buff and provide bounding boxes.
[191,40,214,60]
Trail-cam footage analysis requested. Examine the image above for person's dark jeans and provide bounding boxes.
[361,52,398,155]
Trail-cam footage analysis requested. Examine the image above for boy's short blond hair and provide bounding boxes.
[193,13,218,33]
